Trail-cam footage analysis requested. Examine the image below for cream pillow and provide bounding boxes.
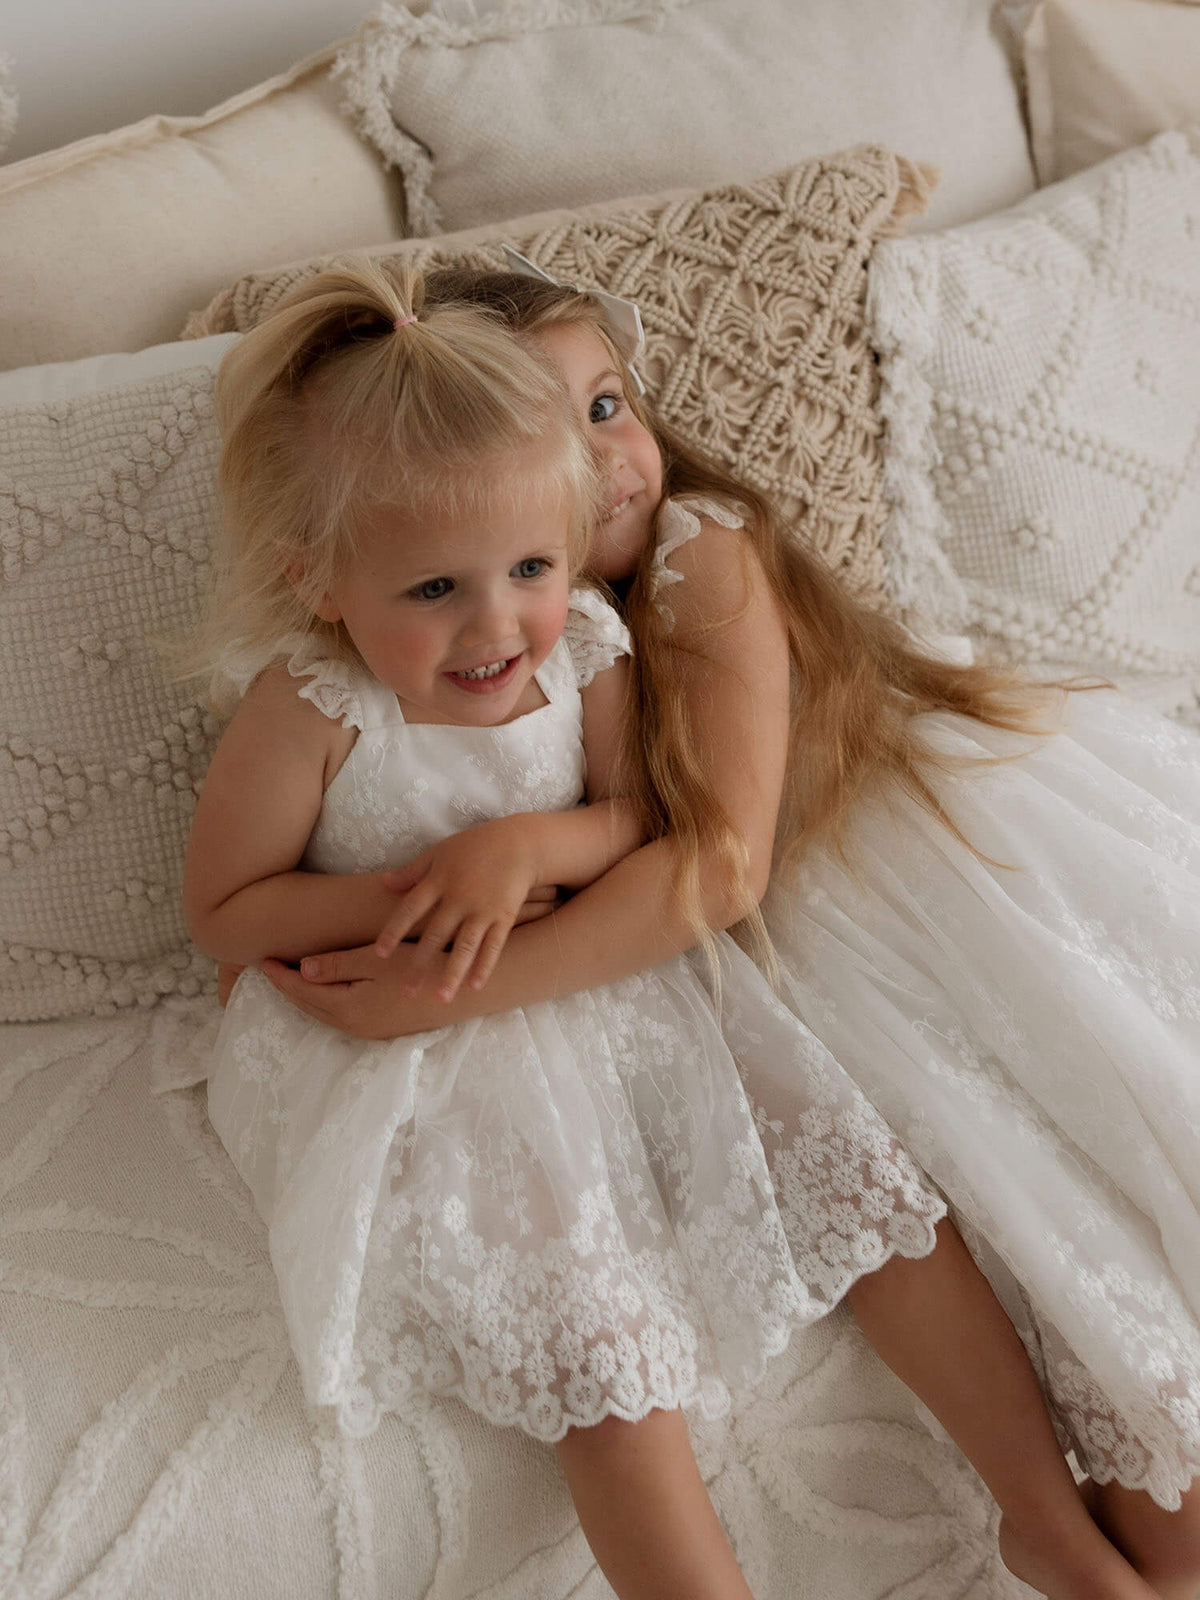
[186,150,933,606]
[0,45,402,372]
[0,334,237,1021]
[1023,0,1200,184]
[868,131,1200,718]
[335,0,1034,235]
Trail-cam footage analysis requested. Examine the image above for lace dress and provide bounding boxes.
[203,591,945,1442]
[656,495,1200,1510]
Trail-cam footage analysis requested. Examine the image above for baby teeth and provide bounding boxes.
[456,659,508,680]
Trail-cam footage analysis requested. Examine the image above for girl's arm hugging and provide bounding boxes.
[184,664,401,966]
[371,656,644,999]
[267,517,790,1036]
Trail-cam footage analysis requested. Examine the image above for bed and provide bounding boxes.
[2,4,1198,1596]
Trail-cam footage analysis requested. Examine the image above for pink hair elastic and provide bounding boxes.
[394,314,418,330]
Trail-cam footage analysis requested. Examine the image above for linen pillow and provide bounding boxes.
[867,130,1200,719]
[0,45,402,372]
[185,150,933,608]
[0,334,237,1021]
[1023,0,1200,185]
[334,0,1034,235]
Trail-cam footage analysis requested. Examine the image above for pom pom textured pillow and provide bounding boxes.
[0,336,236,1020]
[187,149,932,606]
[868,131,1200,717]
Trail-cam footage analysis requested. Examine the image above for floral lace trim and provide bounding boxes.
[649,496,746,629]
[563,585,632,688]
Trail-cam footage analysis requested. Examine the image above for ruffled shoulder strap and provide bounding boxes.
[562,585,632,689]
[648,495,747,628]
[211,633,382,732]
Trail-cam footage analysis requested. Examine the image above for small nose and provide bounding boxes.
[459,584,518,648]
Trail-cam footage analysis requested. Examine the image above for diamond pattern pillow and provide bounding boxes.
[868,129,1200,718]
[185,150,932,604]
[0,337,236,1020]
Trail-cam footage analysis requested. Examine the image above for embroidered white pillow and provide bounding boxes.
[0,334,237,1020]
[335,0,1034,236]
[868,130,1200,717]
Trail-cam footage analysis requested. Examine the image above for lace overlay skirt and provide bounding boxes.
[207,944,944,1442]
[765,692,1200,1509]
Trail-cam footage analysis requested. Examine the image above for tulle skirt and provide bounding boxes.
[207,942,944,1442]
[763,689,1200,1508]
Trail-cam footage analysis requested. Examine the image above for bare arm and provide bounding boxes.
[370,657,645,993]
[265,520,791,1036]
[184,666,400,965]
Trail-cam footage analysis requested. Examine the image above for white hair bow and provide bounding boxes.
[501,245,647,396]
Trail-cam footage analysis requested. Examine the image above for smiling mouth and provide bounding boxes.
[446,654,523,692]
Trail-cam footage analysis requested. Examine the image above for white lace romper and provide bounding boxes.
[205,589,946,1442]
[656,494,1200,1509]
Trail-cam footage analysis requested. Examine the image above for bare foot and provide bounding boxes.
[998,1510,1160,1600]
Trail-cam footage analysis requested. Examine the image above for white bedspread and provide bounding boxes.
[0,1000,1030,1599]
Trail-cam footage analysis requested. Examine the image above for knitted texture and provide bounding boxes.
[0,1001,1022,1600]
[868,129,1200,714]
[184,152,934,604]
[0,366,223,1021]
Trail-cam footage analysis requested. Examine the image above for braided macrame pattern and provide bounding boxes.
[185,151,933,604]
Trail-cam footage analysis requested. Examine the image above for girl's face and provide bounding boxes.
[312,469,572,727]
[533,323,663,584]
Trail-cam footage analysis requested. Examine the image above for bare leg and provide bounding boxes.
[1085,1479,1200,1600]
[555,1406,754,1600]
[846,1219,1156,1600]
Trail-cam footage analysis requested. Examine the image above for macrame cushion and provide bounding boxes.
[0,335,237,1020]
[868,129,1200,720]
[185,150,932,604]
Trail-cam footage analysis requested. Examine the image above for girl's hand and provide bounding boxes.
[374,817,544,1001]
[262,949,445,1039]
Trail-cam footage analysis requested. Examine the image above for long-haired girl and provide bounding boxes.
[178,260,992,1600]
[270,264,1200,1600]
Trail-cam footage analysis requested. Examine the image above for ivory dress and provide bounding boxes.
[655,494,1200,1510]
[204,590,945,1442]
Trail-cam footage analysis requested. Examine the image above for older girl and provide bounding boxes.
[270,265,1200,1600]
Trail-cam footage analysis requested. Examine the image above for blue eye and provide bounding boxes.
[412,577,452,601]
[514,557,549,579]
[588,393,619,424]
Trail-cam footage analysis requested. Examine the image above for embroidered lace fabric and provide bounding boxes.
[203,591,945,1442]
[654,494,1200,1509]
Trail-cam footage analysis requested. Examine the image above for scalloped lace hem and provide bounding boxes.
[310,1206,944,1445]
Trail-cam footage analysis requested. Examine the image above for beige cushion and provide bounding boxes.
[334,0,1034,235]
[0,335,238,1021]
[867,130,1200,720]
[1023,0,1200,184]
[0,45,403,372]
[186,150,934,608]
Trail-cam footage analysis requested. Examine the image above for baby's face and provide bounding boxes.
[533,324,663,584]
[311,459,572,727]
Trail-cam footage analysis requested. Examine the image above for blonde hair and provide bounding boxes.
[420,266,1080,955]
[186,259,602,693]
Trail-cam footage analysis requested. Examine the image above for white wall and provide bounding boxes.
[2,0,380,164]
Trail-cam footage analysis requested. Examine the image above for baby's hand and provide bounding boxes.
[375,817,545,1001]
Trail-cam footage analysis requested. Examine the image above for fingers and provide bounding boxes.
[261,957,351,1027]
[374,883,440,959]
[468,922,513,991]
[513,892,561,926]
[435,917,515,1002]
